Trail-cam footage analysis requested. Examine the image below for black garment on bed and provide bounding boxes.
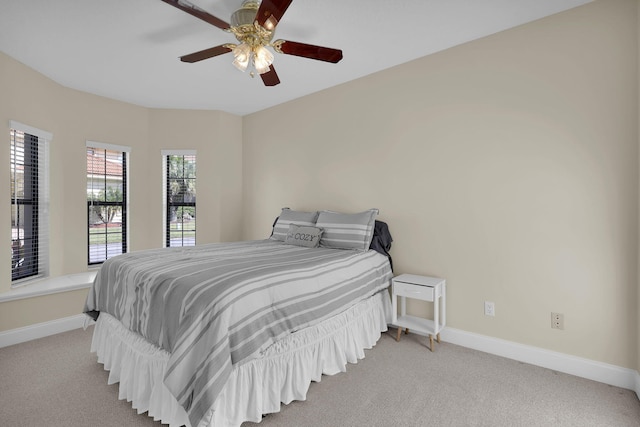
[370,220,393,271]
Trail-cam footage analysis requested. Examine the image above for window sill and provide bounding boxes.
[0,271,97,303]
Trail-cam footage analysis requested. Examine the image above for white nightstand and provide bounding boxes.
[391,274,446,351]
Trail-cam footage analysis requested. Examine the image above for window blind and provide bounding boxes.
[10,122,50,284]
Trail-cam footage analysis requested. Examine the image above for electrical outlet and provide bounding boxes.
[484,301,495,316]
[551,312,564,330]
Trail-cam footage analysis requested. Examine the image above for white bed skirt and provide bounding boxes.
[90,290,392,427]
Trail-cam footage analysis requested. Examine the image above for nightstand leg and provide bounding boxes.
[405,328,409,335]
[396,327,402,342]
[436,333,441,343]
[429,335,434,352]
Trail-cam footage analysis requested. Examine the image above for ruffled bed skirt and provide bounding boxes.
[90,290,392,427]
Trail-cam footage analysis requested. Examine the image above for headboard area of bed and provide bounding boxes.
[270,213,393,270]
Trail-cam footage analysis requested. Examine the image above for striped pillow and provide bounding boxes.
[316,209,379,251]
[270,208,319,241]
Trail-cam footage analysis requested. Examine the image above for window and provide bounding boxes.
[163,151,196,247]
[10,121,50,283]
[87,142,129,265]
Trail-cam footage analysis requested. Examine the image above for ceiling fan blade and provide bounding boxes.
[255,0,292,30]
[180,45,232,63]
[260,65,280,86]
[161,0,229,30]
[274,40,343,63]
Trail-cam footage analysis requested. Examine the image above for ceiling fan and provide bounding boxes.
[160,0,344,86]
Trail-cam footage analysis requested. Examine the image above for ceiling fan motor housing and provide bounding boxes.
[229,0,274,46]
[231,1,259,27]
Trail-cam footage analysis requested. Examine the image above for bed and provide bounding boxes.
[84,209,393,427]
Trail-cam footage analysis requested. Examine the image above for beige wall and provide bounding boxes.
[243,0,639,369]
[0,53,243,331]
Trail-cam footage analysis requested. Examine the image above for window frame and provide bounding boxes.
[162,150,197,248]
[86,141,130,265]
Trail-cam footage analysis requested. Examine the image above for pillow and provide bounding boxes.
[284,224,324,248]
[270,208,319,241]
[316,209,378,251]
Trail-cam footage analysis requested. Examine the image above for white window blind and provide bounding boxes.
[10,121,50,284]
[87,142,130,264]
[162,150,196,247]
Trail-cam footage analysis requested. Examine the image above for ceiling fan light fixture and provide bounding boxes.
[254,45,274,74]
[232,43,251,71]
[226,1,276,77]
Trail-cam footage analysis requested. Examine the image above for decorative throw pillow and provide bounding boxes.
[316,209,379,251]
[270,208,319,241]
[284,224,324,248]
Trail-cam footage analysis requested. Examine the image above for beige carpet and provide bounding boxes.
[1,326,639,427]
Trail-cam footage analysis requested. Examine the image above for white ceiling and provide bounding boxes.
[0,0,592,116]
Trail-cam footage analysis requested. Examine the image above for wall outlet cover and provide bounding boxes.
[484,301,495,316]
[551,312,564,330]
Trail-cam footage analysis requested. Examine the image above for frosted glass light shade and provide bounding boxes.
[253,45,274,74]
[232,43,251,72]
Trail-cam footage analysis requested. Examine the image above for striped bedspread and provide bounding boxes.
[84,240,393,427]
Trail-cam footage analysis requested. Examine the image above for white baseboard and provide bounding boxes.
[0,314,87,348]
[441,327,639,396]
